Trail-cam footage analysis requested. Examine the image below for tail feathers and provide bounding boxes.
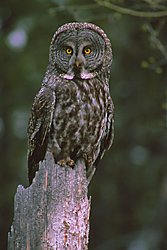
[86,165,96,184]
[28,155,40,185]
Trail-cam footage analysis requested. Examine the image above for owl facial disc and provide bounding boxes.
[50,24,109,80]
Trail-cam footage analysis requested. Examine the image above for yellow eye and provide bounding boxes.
[84,48,92,55]
[66,47,73,55]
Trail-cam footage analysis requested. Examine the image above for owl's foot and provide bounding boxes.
[57,157,75,168]
[67,158,75,167]
[57,159,66,167]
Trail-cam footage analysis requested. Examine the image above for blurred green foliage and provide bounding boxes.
[0,0,167,249]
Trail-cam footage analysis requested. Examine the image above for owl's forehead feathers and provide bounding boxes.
[51,22,111,49]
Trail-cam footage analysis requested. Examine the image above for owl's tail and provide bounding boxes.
[86,165,96,184]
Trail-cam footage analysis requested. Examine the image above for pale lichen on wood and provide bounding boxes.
[8,152,91,250]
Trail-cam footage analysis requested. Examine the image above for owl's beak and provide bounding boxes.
[75,60,80,68]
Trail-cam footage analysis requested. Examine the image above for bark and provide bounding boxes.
[8,152,91,250]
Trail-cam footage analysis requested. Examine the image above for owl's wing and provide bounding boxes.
[95,99,114,166]
[87,99,114,183]
[27,86,56,185]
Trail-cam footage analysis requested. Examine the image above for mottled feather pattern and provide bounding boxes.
[28,22,114,185]
[27,86,56,181]
[51,76,112,162]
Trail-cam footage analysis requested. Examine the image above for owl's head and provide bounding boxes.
[49,22,112,80]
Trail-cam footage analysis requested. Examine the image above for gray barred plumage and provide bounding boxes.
[27,22,114,185]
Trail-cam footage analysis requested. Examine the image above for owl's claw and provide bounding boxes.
[67,159,75,168]
[57,159,66,167]
[57,157,75,168]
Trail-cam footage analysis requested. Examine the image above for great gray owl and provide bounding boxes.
[27,22,114,185]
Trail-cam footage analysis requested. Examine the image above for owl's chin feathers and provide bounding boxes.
[63,69,95,80]
[80,70,95,79]
[63,73,74,80]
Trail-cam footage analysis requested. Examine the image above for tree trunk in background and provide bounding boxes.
[8,152,91,250]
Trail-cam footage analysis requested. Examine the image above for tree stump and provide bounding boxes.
[8,152,91,250]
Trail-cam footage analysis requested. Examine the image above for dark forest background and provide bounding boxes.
[0,0,167,249]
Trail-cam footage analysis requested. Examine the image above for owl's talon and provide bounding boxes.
[58,159,66,167]
[57,158,75,168]
[67,159,75,168]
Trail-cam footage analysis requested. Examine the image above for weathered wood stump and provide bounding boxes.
[8,152,91,250]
